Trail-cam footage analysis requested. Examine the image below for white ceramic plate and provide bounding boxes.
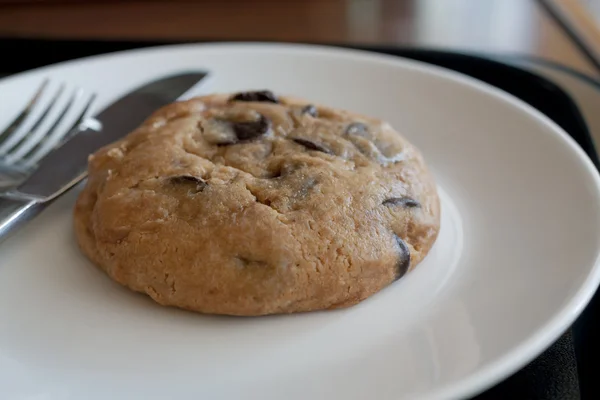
[1,43,600,400]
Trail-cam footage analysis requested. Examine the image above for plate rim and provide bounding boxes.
[2,41,600,399]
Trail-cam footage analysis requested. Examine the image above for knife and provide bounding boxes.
[0,71,208,244]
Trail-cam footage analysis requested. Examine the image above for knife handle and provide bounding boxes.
[0,197,39,245]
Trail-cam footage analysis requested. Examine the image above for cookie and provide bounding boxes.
[73,90,441,316]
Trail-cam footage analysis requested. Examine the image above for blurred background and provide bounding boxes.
[1,1,600,399]
[0,0,599,76]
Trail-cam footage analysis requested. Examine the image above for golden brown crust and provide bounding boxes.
[73,92,440,316]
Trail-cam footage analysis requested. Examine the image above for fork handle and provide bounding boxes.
[0,197,39,245]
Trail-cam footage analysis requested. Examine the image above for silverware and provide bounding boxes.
[0,71,208,244]
[0,80,96,189]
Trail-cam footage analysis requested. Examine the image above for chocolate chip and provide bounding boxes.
[301,104,318,117]
[236,257,269,268]
[203,111,271,146]
[169,175,207,193]
[297,177,318,198]
[345,122,370,138]
[394,235,411,280]
[292,138,332,154]
[232,115,271,142]
[230,90,279,103]
[383,197,421,208]
[267,169,282,179]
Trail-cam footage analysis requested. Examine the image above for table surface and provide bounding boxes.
[0,0,598,77]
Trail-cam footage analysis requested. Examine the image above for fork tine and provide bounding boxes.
[7,89,79,164]
[58,93,96,143]
[21,92,96,167]
[0,79,48,145]
[0,84,65,156]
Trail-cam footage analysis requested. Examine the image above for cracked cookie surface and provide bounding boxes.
[73,91,441,316]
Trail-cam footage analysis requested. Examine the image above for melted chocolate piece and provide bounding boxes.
[230,90,279,103]
[301,104,318,117]
[232,115,271,142]
[394,235,411,280]
[292,138,332,154]
[169,175,207,193]
[345,122,370,138]
[383,197,421,208]
[237,257,268,267]
[297,177,318,198]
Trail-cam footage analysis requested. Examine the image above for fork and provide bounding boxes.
[0,79,96,189]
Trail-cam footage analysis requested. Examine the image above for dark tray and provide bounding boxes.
[1,38,598,400]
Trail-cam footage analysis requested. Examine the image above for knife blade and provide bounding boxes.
[8,71,208,202]
[0,71,208,244]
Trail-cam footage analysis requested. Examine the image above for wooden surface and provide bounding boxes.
[544,0,600,67]
[0,0,598,76]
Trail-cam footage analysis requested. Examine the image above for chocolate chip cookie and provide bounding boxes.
[73,90,441,316]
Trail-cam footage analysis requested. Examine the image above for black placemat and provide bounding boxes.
[1,38,598,400]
